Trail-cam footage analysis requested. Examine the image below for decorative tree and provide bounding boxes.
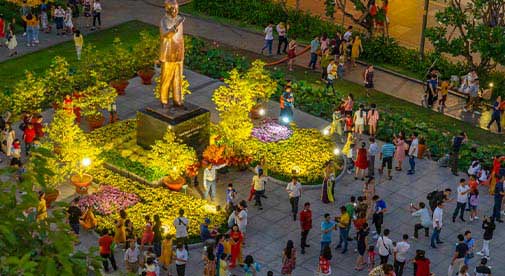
[10,71,46,115]
[76,71,117,120]
[75,44,108,88]
[107,38,135,82]
[426,0,505,73]
[132,31,159,70]
[245,60,277,105]
[44,56,74,104]
[212,69,256,144]
[0,151,103,275]
[148,128,197,181]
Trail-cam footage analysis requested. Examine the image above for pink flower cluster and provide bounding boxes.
[78,185,139,215]
[252,121,293,143]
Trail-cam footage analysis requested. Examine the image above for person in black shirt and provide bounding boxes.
[67,198,83,237]
[477,217,495,259]
[427,188,452,212]
[474,258,492,276]
[449,234,467,276]
[450,132,467,175]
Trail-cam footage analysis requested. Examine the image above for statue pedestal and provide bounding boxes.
[136,102,210,154]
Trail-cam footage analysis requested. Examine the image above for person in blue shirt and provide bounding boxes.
[308,36,320,70]
[379,137,396,180]
[200,218,211,242]
[372,195,387,236]
[320,213,336,253]
[487,96,502,133]
[463,230,475,265]
[492,175,505,223]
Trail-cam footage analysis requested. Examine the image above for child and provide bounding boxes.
[223,234,232,257]
[73,30,84,60]
[367,245,376,271]
[469,189,479,221]
[10,139,22,166]
[219,253,229,276]
[226,183,238,214]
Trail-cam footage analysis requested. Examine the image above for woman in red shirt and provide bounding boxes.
[229,224,243,268]
[413,250,431,276]
[355,142,368,181]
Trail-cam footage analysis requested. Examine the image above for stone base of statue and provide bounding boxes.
[136,101,210,154]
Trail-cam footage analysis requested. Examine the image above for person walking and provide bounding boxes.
[229,224,243,268]
[335,206,351,254]
[287,39,296,71]
[299,202,312,254]
[431,201,444,248]
[451,132,467,176]
[354,222,369,271]
[477,216,495,259]
[376,229,393,264]
[452,178,470,223]
[160,235,173,271]
[487,96,502,133]
[350,35,362,68]
[175,242,188,276]
[491,174,504,222]
[393,133,406,171]
[368,137,379,177]
[114,210,127,246]
[261,21,274,55]
[22,123,36,155]
[372,195,387,237]
[281,240,296,275]
[74,30,84,60]
[413,250,431,276]
[236,201,248,235]
[308,35,320,70]
[54,5,65,35]
[393,234,410,276]
[6,23,17,56]
[320,213,336,252]
[98,229,117,273]
[67,198,82,239]
[353,104,366,139]
[92,0,102,30]
[367,103,379,137]
[407,132,419,174]
[64,6,73,34]
[363,65,374,97]
[286,177,302,221]
[203,161,227,201]
[276,21,288,55]
[124,241,140,273]
[252,169,266,210]
[410,202,431,239]
[379,137,395,180]
[173,209,189,250]
[448,234,468,276]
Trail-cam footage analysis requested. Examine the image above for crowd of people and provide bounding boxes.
[0,0,100,57]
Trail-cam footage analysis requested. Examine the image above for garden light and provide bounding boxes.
[322,126,331,136]
[489,83,494,88]
[81,157,92,167]
[333,148,340,155]
[258,108,266,116]
[282,116,290,123]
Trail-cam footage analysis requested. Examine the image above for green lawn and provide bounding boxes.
[0,20,157,93]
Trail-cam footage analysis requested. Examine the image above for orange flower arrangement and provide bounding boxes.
[202,145,227,165]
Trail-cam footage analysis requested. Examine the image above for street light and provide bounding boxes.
[333,147,340,155]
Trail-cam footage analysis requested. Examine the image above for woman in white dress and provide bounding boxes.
[2,123,15,157]
[65,7,74,34]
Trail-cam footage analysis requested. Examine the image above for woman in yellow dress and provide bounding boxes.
[114,210,127,245]
[79,207,97,230]
[160,235,173,271]
[351,35,363,68]
[36,191,47,221]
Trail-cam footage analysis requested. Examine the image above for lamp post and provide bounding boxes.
[419,0,430,59]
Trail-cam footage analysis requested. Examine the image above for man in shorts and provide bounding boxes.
[379,138,395,180]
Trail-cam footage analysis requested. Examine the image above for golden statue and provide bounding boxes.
[159,0,185,108]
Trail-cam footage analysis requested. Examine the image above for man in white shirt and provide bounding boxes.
[124,241,140,273]
[393,234,410,276]
[407,132,419,175]
[431,201,444,248]
[175,242,188,276]
[203,161,226,201]
[368,137,379,177]
[260,21,274,55]
[286,177,302,221]
[173,209,189,250]
[376,228,394,264]
[452,178,470,223]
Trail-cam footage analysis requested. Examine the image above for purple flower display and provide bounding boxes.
[252,121,293,143]
[78,185,139,215]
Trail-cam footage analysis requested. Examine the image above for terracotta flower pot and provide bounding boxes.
[110,79,130,95]
[86,115,105,131]
[71,174,93,194]
[45,190,60,208]
[137,69,155,85]
[163,176,186,192]
[418,144,426,159]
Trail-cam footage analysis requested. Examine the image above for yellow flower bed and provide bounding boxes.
[92,168,227,242]
[242,127,340,184]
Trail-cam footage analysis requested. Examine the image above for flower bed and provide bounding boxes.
[78,185,139,215]
[245,127,341,185]
[91,168,227,243]
[252,121,293,143]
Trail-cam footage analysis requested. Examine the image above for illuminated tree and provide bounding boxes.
[10,71,46,115]
[245,60,277,105]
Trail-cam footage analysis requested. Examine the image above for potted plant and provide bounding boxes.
[77,71,117,130]
[148,128,197,191]
[133,31,159,85]
[245,60,277,119]
[108,38,134,95]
